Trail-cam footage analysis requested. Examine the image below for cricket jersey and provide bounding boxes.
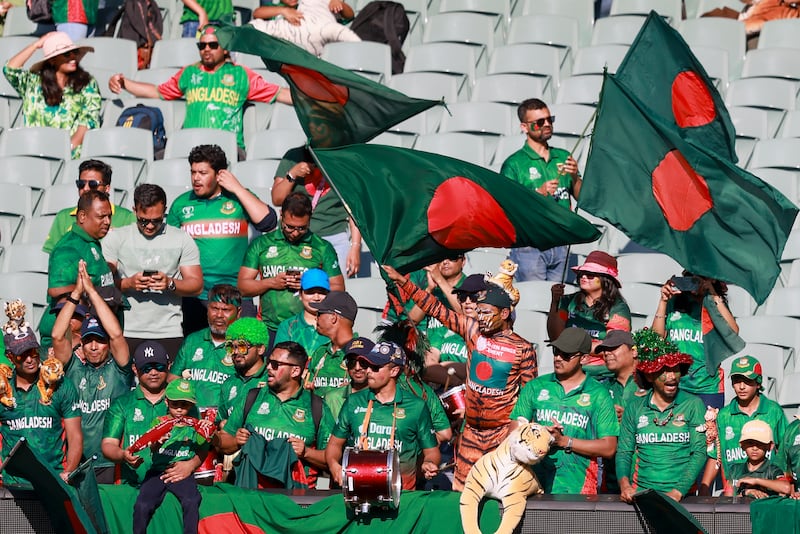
[306,342,350,398]
[274,312,328,357]
[780,419,800,490]
[501,144,576,210]
[217,363,268,424]
[664,300,722,395]
[171,328,236,409]
[148,417,209,472]
[726,460,787,496]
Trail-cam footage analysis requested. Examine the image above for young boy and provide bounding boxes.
[724,419,791,498]
[133,379,210,534]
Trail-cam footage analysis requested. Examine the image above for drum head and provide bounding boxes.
[387,449,401,508]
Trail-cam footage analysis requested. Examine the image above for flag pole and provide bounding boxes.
[560,108,599,285]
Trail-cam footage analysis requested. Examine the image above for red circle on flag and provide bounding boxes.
[200,513,265,533]
[427,177,517,248]
[475,361,493,381]
[651,149,713,231]
[280,64,349,105]
[672,71,716,128]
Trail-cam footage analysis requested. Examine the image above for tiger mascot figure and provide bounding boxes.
[460,419,553,534]
[37,356,64,406]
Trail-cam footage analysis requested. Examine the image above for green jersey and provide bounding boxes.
[726,460,786,496]
[780,419,800,490]
[332,387,438,490]
[149,417,210,472]
[217,363,269,424]
[510,373,620,494]
[306,342,350,398]
[617,389,706,496]
[711,395,788,476]
[664,300,723,395]
[398,374,450,434]
[102,386,168,486]
[500,143,576,210]
[65,355,133,468]
[42,204,136,254]
[167,190,277,299]
[0,373,80,487]
[171,328,235,409]
[179,0,232,23]
[241,228,340,331]
[603,375,642,409]
[274,312,328,357]
[427,316,468,363]
[323,384,353,421]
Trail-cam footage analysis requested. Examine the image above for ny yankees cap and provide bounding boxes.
[133,340,170,368]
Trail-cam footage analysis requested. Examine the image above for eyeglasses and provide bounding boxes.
[282,222,309,233]
[140,362,167,373]
[553,349,582,361]
[443,255,465,262]
[527,116,555,128]
[267,359,298,370]
[76,179,103,189]
[456,293,478,303]
[137,216,164,227]
[13,350,40,361]
[226,341,253,355]
[576,271,598,280]
[196,41,221,50]
[61,50,79,58]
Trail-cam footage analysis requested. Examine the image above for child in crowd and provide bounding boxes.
[724,420,791,499]
[133,379,210,534]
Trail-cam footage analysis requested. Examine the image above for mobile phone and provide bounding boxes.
[670,276,699,293]
[286,269,301,277]
[143,270,158,277]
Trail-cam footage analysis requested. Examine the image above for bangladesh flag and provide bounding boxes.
[580,75,797,304]
[615,12,737,163]
[312,144,601,274]
[215,25,444,148]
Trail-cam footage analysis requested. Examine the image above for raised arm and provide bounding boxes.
[216,169,277,232]
[80,261,130,367]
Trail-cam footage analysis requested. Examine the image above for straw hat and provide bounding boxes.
[31,32,94,73]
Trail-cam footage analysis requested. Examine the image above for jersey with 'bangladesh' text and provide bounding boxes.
[171,328,236,409]
[665,300,722,395]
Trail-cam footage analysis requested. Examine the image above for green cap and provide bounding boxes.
[165,379,196,403]
[729,355,763,384]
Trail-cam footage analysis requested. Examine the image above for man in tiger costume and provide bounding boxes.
[383,266,537,491]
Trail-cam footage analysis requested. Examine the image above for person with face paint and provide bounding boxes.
[500,98,582,282]
[383,265,537,491]
[103,184,203,357]
[617,329,706,503]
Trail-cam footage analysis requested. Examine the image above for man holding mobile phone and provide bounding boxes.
[238,192,344,350]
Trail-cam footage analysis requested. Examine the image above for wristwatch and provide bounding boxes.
[167,278,176,292]
[564,437,574,454]
[285,173,296,183]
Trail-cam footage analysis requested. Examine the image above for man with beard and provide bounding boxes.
[617,329,706,503]
[216,318,269,426]
[383,265,536,491]
[170,285,242,410]
[238,192,343,349]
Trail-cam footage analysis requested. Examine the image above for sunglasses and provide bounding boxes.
[13,350,40,361]
[282,222,309,233]
[528,116,555,128]
[576,271,598,280]
[226,341,253,355]
[196,41,221,50]
[141,362,167,373]
[553,349,582,361]
[76,179,103,189]
[346,358,374,371]
[267,359,297,370]
[137,216,164,227]
[456,293,478,303]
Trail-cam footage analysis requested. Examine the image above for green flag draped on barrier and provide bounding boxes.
[580,74,797,305]
[311,144,601,274]
[615,12,738,163]
[214,25,444,148]
[633,489,708,534]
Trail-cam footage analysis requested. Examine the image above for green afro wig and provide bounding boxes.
[226,317,269,346]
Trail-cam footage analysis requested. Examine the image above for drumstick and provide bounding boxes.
[438,461,456,472]
[443,367,456,392]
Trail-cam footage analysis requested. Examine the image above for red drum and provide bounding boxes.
[341,448,400,513]
[439,385,467,423]
[195,407,219,481]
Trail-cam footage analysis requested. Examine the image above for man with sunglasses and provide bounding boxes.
[103,184,203,358]
[216,341,335,486]
[108,26,292,157]
[216,318,269,427]
[510,327,619,495]
[500,98,582,282]
[238,192,343,349]
[43,159,136,254]
[323,337,374,419]
[1,326,82,488]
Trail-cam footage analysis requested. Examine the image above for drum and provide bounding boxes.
[439,385,467,423]
[341,448,401,514]
[195,407,219,482]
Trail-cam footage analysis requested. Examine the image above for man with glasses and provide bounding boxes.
[102,341,186,486]
[510,327,619,495]
[274,268,332,357]
[215,341,334,486]
[216,318,270,427]
[384,265,536,491]
[501,98,582,281]
[323,337,374,419]
[108,26,292,158]
[305,290,358,398]
[326,341,441,490]
[103,184,203,357]
[170,284,242,411]
[43,160,136,255]
[1,325,82,488]
[238,192,343,349]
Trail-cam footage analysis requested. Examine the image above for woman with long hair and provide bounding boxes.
[547,250,631,377]
[3,32,101,158]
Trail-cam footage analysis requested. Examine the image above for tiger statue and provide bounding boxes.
[486,260,520,310]
[37,357,64,406]
[0,364,15,408]
[460,419,553,534]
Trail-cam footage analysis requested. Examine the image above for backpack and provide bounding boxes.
[350,1,410,74]
[116,104,167,156]
[104,0,164,69]
[26,0,53,24]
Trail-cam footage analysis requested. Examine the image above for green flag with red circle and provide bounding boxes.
[580,74,797,304]
[615,12,738,163]
[311,144,601,274]
[214,25,443,148]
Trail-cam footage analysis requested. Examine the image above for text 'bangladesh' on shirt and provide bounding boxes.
[171,328,236,409]
[664,300,722,395]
